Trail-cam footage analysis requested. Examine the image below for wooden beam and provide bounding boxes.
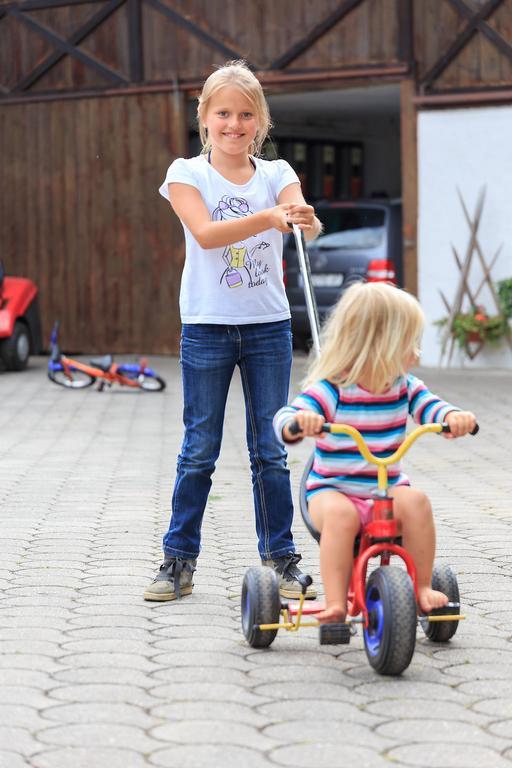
[0,64,411,105]
[414,87,512,107]
[448,0,512,63]
[10,0,101,7]
[397,0,414,66]
[420,0,503,91]
[11,0,126,93]
[9,7,129,86]
[144,0,247,63]
[128,0,143,83]
[269,0,365,70]
[400,78,418,297]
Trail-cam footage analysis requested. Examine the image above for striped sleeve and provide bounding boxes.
[273,379,338,443]
[407,374,459,425]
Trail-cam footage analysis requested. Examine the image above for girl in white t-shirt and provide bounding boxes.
[145,60,322,603]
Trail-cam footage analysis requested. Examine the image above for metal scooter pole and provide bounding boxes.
[292,223,321,358]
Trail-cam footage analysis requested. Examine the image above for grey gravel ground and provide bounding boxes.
[0,353,511,767]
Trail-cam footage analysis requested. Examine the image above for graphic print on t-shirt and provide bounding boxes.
[212,196,270,289]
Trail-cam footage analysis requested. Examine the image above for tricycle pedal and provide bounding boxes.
[319,622,351,645]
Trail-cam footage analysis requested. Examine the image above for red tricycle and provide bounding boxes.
[241,420,475,676]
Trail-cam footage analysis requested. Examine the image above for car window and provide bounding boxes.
[317,207,386,249]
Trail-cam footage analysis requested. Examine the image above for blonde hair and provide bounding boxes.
[305,282,425,393]
[197,60,272,156]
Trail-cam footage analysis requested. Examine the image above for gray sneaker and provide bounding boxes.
[262,553,317,600]
[144,557,196,601]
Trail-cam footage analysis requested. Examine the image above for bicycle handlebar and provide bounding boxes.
[288,420,479,438]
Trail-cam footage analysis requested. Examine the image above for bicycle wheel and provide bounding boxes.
[138,373,166,392]
[363,566,417,676]
[241,566,281,648]
[48,367,96,389]
[420,563,460,643]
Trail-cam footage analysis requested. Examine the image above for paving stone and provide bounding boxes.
[0,751,28,768]
[36,723,162,751]
[471,698,512,718]
[355,678,473,702]
[0,655,63,673]
[148,682,271,707]
[40,702,157,727]
[269,742,389,767]
[150,719,276,750]
[30,747,149,768]
[47,684,157,706]
[149,650,253,671]
[149,744,270,767]
[0,704,48,730]
[386,743,511,767]
[50,667,156,687]
[149,666,250,685]
[58,653,159,672]
[0,727,40,756]
[365,698,490,724]
[375,717,506,747]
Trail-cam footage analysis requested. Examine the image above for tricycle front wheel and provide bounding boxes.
[363,566,417,676]
[241,566,281,648]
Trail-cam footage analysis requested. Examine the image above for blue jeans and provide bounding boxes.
[163,320,295,560]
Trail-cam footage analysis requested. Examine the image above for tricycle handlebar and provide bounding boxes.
[288,420,479,438]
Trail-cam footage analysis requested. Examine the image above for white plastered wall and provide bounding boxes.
[418,106,512,368]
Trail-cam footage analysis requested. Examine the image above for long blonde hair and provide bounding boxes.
[197,60,272,157]
[305,282,425,393]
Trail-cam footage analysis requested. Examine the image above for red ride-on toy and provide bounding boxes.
[0,260,42,371]
[241,420,477,676]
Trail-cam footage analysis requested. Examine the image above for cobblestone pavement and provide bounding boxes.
[1,353,511,767]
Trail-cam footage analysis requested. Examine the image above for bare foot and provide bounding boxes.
[418,586,448,614]
[316,604,346,624]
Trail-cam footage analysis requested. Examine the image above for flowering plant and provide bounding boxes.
[449,306,506,349]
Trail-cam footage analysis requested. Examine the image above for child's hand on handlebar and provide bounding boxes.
[283,411,326,442]
[444,410,477,439]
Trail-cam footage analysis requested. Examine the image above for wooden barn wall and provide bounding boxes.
[0,91,187,354]
[414,0,512,92]
[0,0,403,95]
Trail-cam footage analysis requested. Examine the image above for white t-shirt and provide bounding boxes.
[159,154,299,324]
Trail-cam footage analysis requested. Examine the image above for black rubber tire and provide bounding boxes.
[421,563,460,643]
[363,566,417,676]
[138,374,166,392]
[0,321,30,370]
[47,368,96,389]
[241,566,281,648]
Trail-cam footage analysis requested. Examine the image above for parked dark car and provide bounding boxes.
[283,199,403,347]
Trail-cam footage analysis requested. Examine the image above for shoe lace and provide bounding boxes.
[276,553,302,582]
[160,557,196,600]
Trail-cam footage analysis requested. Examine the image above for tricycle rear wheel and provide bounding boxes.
[363,566,417,676]
[241,566,281,648]
[421,563,460,643]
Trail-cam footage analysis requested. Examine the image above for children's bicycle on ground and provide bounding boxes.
[47,322,166,392]
[241,418,478,676]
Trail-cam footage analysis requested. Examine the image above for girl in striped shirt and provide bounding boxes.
[274,282,476,624]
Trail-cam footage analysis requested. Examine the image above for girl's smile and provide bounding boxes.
[204,85,259,158]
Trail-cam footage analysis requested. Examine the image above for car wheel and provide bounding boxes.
[0,321,31,371]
